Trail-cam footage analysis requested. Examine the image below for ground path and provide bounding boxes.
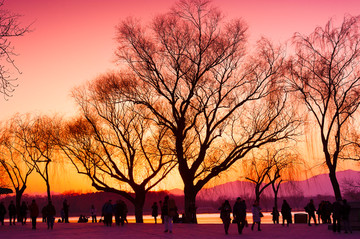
[0,222,357,238]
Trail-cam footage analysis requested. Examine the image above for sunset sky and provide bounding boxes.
[2,0,360,195]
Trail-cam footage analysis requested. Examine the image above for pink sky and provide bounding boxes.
[2,0,360,120]
[1,0,360,194]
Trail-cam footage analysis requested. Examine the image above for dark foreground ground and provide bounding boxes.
[0,222,358,239]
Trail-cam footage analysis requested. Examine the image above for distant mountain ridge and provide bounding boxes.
[170,170,360,199]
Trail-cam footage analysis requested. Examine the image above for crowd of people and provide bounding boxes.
[217,197,353,235]
[0,195,354,235]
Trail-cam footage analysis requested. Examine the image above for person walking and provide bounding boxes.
[251,200,262,231]
[8,201,16,226]
[305,199,317,226]
[151,202,158,224]
[29,199,39,229]
[46,200,56,230]
[233,197,247,234]
[342,199,352,234]
[90,205,97,223]
[219,200,232,235]
[281,200,292,226]
[0,201,6,225]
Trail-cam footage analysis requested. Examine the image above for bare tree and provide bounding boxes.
[0,116,36,219]
[13,114,60,203]
[243,147,285,203]
[58,73,176,223]
[116,0,300,222]
[0,0,31,98]
[288,15,360,200]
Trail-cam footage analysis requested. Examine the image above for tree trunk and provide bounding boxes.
[255,184,260,203]
[134,191,146,223]
[46,179,51,203]
[183,184,198,223]
[15,186,25,222]
[329,168,342,200]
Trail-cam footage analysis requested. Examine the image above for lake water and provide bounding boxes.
[59,211,305,224]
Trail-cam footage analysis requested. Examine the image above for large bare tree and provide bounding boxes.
[116,0,300,221]
[0,0,30,98]
[288,15,360,200]
[58,73,176,223]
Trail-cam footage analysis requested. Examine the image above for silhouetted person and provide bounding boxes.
[281,200,292,226]
[342,199,352,234]
[102,200,113,227]
[317,201,324,224]
[8,201,16,225]
[0,201,6,225]
[63,199,70,223]
[90,205,97,223]
[323,201,332,224]
[159,200,164,224]
[60,208,65,223]
[163,195,176,233]
[332,198,342,233]
[251,200,262,231]
[29,199,39,229]
[20,201,28,225]
[46,200,56,230]
[219,200,232,235]
[41,205,47,222]
[233,197,246,234]
[114,200,123,226]
[120,200,128,225]
[272,206,279,224]
[305,199,317,226]
[152,202,158,224]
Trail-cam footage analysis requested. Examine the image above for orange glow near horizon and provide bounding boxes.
[1,0,360,195]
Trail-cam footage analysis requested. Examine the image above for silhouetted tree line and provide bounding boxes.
[2,0,360,224]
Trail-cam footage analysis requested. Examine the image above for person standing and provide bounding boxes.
[29,199,39,229]
[102,200,113,227]
[251,200,262,231]
[63,199,70,223]
[0,201,6,225]
[332,198,342,233]
[46,200,56,230]
[219,200,232,235]
[281,200,292,226]
[8,201,16,226]
[90,205,97,223]
[342,199,352,234]
[233,197,247,234]
[272,207,280,224]
[163,195,176,233]
[20,201,28,225]
[120,200,128,225]
[41,205,47,222]
[305,199,317,226]
[151,202,158,224]
[114,200,122,226]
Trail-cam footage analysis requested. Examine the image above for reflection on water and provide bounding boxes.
[61,212,302,224]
